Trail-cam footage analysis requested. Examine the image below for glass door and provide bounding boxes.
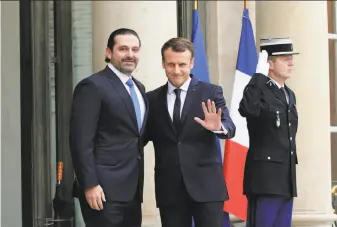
[20,1,75,226]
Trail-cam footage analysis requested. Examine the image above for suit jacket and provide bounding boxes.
[239,73,298,197]
[146,75,236,207]
[69,66,149,202]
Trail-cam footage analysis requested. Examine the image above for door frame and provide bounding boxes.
[20,1,74,226]
[20,0,34,225]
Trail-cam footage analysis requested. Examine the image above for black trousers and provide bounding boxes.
[158,179,224,227]
[78,189,141,227]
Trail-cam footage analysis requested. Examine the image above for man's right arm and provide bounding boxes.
[238,73,269,118]
[69,79,100,190]
[238,50,270,118]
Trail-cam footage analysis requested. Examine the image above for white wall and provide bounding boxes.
[1,1,22,227]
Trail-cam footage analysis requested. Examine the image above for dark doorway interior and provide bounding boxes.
[20,1,75,226]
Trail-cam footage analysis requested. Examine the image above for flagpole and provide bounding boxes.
[194,0,198,10]
[244,0,247,9]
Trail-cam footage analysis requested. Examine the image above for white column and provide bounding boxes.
[1,2,22,227]
[92,2,177,226]
[256,1,336,226]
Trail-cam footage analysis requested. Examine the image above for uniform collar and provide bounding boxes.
[267,76,284,89]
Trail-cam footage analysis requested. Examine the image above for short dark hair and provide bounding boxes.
[268,56,277,62]
[105,28,141,63]
[161,37,194,61]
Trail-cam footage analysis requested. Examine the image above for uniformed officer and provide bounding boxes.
[239,37,299,227]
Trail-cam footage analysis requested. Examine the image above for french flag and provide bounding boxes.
[223,8,257,221]
[191,7,231,227]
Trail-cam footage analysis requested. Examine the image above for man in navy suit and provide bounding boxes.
[69,28,148,227]
[145,37,236,227]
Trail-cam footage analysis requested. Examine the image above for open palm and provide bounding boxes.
[194,99,222,131]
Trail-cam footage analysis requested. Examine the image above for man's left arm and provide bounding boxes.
[212,85,236,139]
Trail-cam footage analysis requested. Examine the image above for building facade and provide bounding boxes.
[1,1,337,227]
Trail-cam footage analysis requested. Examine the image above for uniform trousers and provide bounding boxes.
[246,195,293,227]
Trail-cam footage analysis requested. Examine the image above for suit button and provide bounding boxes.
[291,151,294,155]
[289,123,291,126]
[290,137,292,141]
[267,157,271,160]
[176,162,180,165]
[288,109,290,112]
[178,142,181,145]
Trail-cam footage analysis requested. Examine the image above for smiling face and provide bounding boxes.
[105,34,140,75]
[161,37,195,88]
[162,47,194,88]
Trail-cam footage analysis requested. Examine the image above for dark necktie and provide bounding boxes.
[280,87,289,104]
[173,89,182,132]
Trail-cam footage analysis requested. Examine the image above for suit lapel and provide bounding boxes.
[133,78,149,135]
[180,76,200,124]
[102,66,138,132]
[160,84,177,135]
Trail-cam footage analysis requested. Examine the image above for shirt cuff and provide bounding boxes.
[212,123,228,135]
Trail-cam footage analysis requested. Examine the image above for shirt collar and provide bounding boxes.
[167,76,192,94]
[108,63,132,84]
[268,76,284,89]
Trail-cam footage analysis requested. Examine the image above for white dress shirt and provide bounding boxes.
[167,77,191,119]
[167,78,227,134]
[108,63,146,123]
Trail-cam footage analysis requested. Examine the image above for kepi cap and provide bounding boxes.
[260,37,299,56]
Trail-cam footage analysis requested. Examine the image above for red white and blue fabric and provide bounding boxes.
[223,8,258,221]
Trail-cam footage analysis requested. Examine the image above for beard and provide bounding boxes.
[110,58,138,75]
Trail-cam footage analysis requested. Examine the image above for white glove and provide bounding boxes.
[255,50,269,76]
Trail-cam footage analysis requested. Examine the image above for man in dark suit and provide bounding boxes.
[239,38,299,227]
[69,28,148,227]
[145,37,236,227]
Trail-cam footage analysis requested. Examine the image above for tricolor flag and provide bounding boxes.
[191,8,223,162]
[191,8,231,227]
[223,8,258,221]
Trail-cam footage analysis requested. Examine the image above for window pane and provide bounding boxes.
[328,0,336,34]
[331,133,337,183]
[331,133,337,215]
[330,39,337,126]
[176,0,207,43]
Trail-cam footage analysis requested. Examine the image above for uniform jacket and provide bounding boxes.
[239,73,298,197]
